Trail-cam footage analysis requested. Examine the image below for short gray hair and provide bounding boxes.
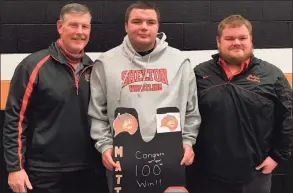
[60,3,91,21]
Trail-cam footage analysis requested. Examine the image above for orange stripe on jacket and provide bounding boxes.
[17,55,50,169]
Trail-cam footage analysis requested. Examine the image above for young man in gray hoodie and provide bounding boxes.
[88,1,201,192]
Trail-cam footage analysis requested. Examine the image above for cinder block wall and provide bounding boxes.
[0,1,292,53]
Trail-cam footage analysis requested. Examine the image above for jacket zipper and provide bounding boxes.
[65,64,93,95]
[50,55,92,95]
[216,61,230,83]
[76,65,93,95]
[64,64,79,95]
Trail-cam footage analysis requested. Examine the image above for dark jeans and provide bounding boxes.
[25,169,108,193]
[187,172,271,193]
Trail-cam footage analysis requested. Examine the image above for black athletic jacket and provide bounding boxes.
[3,42,95,172]
[193,53,293,183]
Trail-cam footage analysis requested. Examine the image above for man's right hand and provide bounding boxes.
[102,148,118,171]
[8,169,33,193]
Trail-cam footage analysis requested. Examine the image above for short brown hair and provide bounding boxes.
[125,1,160,23]
[60,3,91,21]
[218,15,252,37]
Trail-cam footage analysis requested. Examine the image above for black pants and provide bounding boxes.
[187,172,271,193]
[25,169,108,193]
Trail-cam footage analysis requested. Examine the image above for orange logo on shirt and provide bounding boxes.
[121,68,169,92]
[247,74,260,83]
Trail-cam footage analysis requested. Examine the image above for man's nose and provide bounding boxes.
[140,22,148,29]
[233,38,241,45]
[76,25,83,34]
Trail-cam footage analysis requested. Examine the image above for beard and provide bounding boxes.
[219,47,253,66]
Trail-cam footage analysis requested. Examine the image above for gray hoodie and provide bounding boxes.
[88,32,201,153]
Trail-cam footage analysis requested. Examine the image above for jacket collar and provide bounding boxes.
[48,42,92,66]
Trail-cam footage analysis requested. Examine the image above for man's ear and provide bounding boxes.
[57,20,63,35]
[125,22,128,33]
[216,36,220,48]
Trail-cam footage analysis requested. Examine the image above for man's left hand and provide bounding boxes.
[256,156,278,174]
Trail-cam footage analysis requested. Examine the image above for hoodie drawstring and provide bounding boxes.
[138,54,151,97]
[118,52,152,102]
[118,53,136,102]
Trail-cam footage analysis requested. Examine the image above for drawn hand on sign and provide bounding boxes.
[102,148,119,171]
[180,144,194,166]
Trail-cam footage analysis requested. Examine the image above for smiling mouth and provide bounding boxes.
[231,47,243,50]
[72,38,85,41]
[230,49,243,52]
